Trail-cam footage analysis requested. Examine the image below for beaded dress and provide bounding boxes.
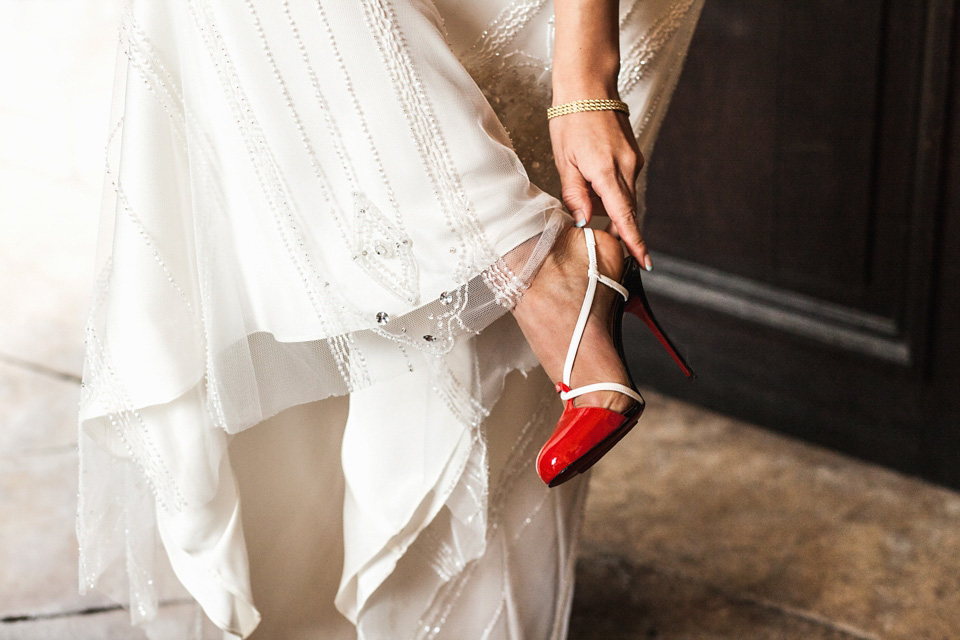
[76,0,704,638]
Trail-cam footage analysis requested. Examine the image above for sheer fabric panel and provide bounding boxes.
[76,0,705,637]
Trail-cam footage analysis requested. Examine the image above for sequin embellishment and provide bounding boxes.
[352,191,419,305]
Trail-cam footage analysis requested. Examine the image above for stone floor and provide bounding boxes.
[2,2,959,639]
[570,390,960,640]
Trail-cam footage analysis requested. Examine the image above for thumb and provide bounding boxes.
[557,161,593,228]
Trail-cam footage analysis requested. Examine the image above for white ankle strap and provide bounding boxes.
[559,382,643,404]
[591,269,629,300]
[560,228,635,403]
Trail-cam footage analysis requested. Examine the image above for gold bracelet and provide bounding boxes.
[546,98,630,120]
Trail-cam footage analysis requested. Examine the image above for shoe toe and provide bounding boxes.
[536,406,630,485]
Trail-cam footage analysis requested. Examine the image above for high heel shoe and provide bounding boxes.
[536,228,695,487]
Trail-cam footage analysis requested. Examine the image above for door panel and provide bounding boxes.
[628,0,959,487]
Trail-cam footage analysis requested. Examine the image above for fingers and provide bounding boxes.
[557,161,594,228]
[549,112,650,266]
[590,166,652,270]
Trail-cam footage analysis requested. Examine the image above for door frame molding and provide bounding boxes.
[646,0,956,376]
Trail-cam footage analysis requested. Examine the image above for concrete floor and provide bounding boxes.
[570,389,960,639]
[2,2,959,638]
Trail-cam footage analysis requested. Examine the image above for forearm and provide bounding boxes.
[551,0,621,104]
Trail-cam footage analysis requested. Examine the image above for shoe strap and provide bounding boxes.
[591,269,629,300]
[560,382,644,404]
[560,228,633,400]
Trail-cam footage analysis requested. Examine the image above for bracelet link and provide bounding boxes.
[546,98,630,120]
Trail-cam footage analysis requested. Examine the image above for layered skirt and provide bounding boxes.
[76,1,704,637]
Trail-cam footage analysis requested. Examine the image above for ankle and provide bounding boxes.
[515,227,625,310]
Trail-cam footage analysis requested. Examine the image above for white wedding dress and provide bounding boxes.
[76,1,704,638]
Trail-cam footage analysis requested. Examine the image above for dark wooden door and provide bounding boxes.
[628,0,960,488]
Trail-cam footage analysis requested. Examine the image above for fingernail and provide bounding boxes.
[644,256,653,271]
[572,210,586,228]
[575,218,587,228]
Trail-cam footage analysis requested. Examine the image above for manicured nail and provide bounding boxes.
[575,218,587,228]
[573,210,586,228]
[644,256,653,271]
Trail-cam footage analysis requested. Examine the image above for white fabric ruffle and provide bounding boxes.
[76,0,705,637]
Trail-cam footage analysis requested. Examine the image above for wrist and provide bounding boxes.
[546,98,629,120]
[551,78,621,106]
[551,60,621,105]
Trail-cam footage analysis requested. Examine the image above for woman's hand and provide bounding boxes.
[548,109,650,270]
[550,0,652,270]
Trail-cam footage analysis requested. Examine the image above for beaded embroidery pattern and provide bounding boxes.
[188,0,374,390]
[77,0,706,636]
[358,0,499,285]
[446,0,699,212]
[265,0,422,306]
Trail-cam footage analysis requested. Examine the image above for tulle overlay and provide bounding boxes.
[77,0,704,637]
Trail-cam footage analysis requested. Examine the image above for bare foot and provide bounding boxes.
[512,225,637,414]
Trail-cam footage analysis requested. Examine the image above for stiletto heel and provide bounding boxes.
[536,228,695,487]
[621,258,696,378]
